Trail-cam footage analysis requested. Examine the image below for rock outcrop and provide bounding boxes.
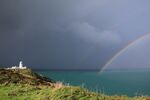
[0,68,54,86]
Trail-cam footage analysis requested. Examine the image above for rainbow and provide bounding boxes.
[99,33,150,73]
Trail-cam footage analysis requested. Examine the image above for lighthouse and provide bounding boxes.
[19,61,23,68]
[18,61,27,69]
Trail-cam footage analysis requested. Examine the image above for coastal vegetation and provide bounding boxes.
[0,68,150,100]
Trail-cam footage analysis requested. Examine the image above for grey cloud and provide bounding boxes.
[0,0,150,69]
[68,22,121,45]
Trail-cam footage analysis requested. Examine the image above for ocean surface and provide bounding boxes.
[36,70,150,96]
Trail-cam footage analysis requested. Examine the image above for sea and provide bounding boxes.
[35,70,150,97]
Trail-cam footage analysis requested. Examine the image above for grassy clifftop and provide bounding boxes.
[0,68,150,100]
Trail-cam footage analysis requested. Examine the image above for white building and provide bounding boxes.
[6,61,27,69]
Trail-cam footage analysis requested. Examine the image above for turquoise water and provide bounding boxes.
[36,70,150,96]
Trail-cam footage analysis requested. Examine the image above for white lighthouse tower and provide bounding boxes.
[18,61,26,69]
[19,61,23,68]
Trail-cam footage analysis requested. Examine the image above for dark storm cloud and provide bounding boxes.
[0,0,150,69]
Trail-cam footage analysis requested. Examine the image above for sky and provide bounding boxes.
[0,0,150,70]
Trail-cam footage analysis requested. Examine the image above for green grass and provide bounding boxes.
[0,84,150,100]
